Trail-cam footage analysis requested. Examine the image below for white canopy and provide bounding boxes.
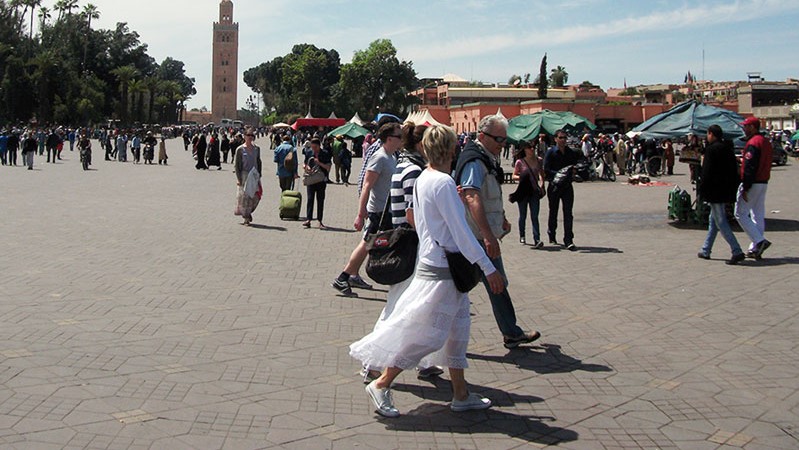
[328,112,338,119]
[404,109,444,127]
[349,112,366,126]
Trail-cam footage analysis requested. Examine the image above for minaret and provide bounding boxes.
[211,0,239,123]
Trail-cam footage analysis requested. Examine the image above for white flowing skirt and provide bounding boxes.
[349,276,471,370]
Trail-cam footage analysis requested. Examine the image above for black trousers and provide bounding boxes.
[547,183,574,245]
[306,182,327,222]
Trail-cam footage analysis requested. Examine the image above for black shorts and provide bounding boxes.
[362,211,392,241]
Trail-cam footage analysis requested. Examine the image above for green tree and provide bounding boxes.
[111,64,138,124]
[338,39,417,118]
[538,53,548,99]
[549,65,568,88]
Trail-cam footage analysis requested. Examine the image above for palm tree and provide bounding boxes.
[53,0,67,21]
[63,0,78,16]
[37,5,50,28]
[26,0,42,39]
[81,4,99,72]
[128,78,146,123]
[550,65,569,88]
[111,65,139,125]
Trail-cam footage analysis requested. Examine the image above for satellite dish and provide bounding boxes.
[513,79,521,86]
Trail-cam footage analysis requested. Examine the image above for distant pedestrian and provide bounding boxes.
[274,134,298,191]
[131,133,141,164]
[302,138,332,229]
[158,136,168,165]
[22,131,37,170]
[697,125,744,264]
[78,132,92,171]
[233,128,262,226]
[510,141,545,247]
[7,131,19,165]
[0,130,8,165]
[195,133,208,170]
[206,132,222,170]
[735,117,773,259]
[220,133,231,163]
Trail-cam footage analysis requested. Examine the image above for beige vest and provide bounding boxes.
[465,159,506,239]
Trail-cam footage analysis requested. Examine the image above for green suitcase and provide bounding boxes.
[280,190,302,220]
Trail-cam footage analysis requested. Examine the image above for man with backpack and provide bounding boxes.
[274,134,298,191]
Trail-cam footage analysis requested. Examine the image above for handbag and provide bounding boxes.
[444,250,482,293]
[365,201,418,285]
[302,168,326,186]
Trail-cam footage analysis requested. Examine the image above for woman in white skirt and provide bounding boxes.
[349,125,505,418]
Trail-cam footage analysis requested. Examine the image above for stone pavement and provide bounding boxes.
[0,139,797,449]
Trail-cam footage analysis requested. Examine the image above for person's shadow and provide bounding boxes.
[248,223,287,231]
[467,343,613,375]
[385,380,578,445]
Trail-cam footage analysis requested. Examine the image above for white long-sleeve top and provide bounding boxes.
[414,168,496,276]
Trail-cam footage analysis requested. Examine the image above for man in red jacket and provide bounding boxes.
[734,117,773,259]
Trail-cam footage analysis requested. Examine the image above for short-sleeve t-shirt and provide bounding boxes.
[365,148,397,213]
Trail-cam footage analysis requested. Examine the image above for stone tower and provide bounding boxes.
[211,0,239,123]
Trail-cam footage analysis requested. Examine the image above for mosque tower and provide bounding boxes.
[211,0,239,123]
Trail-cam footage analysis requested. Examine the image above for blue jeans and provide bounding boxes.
[701,203,743,256]
[517,196,540,242]
[478,246,524,338]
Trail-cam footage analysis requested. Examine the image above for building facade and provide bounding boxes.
[211,0,239,124]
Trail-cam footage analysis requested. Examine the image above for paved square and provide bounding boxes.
[1,139,797,449]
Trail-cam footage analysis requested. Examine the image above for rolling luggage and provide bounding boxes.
[279,190,302,220]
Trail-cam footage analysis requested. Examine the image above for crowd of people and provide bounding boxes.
[1,112,782,419]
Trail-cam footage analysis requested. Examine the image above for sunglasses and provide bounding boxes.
[556,135,567,140]
[388,134,402,139]
[483,131,507,144]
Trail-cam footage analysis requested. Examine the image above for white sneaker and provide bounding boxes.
[365,380,400,418]
[450,392,492,412]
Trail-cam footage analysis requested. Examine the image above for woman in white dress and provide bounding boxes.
[349,125,505,418]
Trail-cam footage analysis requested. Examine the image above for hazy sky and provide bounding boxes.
[36,0,799,112]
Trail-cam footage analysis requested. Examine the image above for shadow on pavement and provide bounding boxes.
[669,217,799,232]
[381,382,577,445]
[248,223,287,231]
[742,256,799,267]
[764,217,799,232]
[317,225,356,233]
[467,343,612,375]
[574,246,623,254]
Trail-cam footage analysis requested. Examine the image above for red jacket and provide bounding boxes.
[740,134,772,190]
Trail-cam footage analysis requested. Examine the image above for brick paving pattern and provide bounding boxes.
[0,139,797,449]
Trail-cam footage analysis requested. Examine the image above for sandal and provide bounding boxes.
[302,221,311,228]
[319,223,328,230]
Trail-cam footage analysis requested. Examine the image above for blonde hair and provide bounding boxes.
[422,125,457,167]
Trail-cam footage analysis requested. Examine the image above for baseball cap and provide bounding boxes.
[740,117,760,128]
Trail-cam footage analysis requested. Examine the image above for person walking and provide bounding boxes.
[302,138,331,229]
[350,125,503,418]
[6,130,19,166]
[0,130,8,165]
[131,132,142,164]
[195,133,208,170]
[697,125,745,264]
[233,128,262,226]
[21,131,37,170]
[455,115,541,349]
[510,141,545,247]
[158,136,168,165]
[274,134,298,191]
[544,129,583,250]
[332,122,401,295]
[735,117,773,259]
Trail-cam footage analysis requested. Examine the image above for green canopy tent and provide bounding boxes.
[507,110,596,144]
[631,100,745,142]
[327,122,370,139]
